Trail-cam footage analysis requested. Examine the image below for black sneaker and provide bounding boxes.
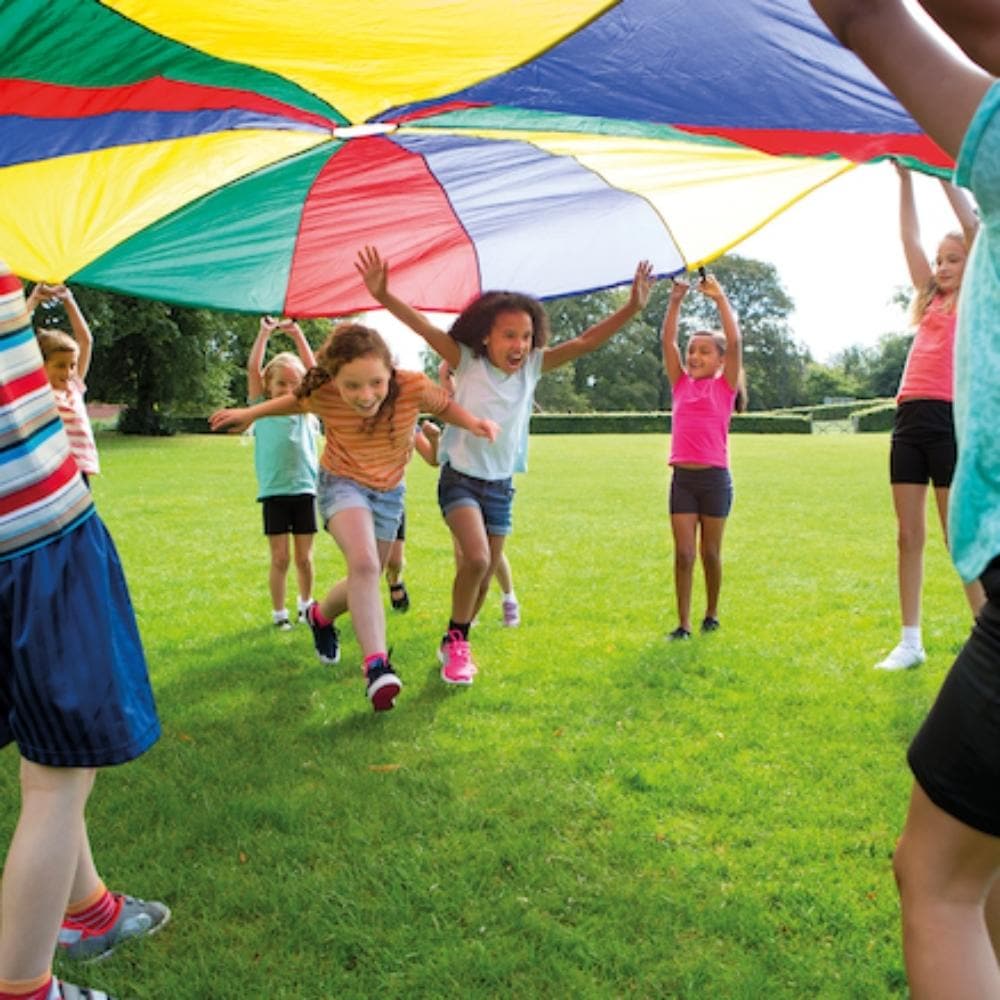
[388,581,410,612]
[365,656,402,712]
[306,601,340,664]
[701,616,720,633]
[667,626,692,641]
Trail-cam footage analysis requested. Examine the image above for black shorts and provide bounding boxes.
[907,556,1000,837]
[394,509,406,542]
[669,466,733,518]
[889,400,957,487]
[261,494,317,536]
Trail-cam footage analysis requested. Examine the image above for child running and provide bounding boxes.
[211,323,498,711]
[29,284,100,485]
[661,273,744,640]
[874,162,985,670]
[246,316,319,631]
[356,246,653,683]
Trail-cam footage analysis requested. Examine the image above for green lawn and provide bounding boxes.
[3,432,971,998]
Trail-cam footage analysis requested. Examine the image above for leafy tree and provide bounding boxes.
[860,331,913,398]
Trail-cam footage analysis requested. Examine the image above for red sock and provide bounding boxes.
[363,652,388,674]
[0,972,53,1000]
[64,884,121,933]
[310,604,332,627]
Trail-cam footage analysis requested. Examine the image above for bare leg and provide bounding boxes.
[893,483,928,628]
[494,552,514,595]
[267,534,290,613]
[446,506,491,624]
[933,486,987,618]
[670,513,698,633]
[470,535,507,621]
[699,515,728,621]
[894,783,1000,998]
[384,538,404,587]
[325,507,391,657]
[0,761,95,981]
[292,532,314,606]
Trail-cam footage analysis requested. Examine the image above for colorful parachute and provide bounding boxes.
[0,0,950,316]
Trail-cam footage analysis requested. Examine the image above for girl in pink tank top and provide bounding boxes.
[661,272,745,641]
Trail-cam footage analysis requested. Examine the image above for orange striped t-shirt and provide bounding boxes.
[304,369,451,491]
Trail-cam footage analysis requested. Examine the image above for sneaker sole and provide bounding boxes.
[440,666,475,686]
[316,650,341,665]
[368,674,401,711]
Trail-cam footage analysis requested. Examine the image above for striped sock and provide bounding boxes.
[64,883,122,934]
[0,972,53,1000]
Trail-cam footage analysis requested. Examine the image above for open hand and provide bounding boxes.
[629,260,655,311]
[355,245,389,302]
[209,407,251,434]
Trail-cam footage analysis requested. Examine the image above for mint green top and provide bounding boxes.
[250,398,318,500]
[950,80,1000,582]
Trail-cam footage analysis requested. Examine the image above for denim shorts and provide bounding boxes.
[317,469,405,542]
[438,463,515,536]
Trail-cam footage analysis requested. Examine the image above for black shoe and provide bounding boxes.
[388,581,410,612]
[701,616,720,633]
[365,656,402,711]
[306,602,340,664]
[667,626,692,641]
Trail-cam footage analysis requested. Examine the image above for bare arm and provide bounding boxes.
[210,392,305,434]
[355,245,460,368]
[59,287,93,380]
[661,279,688,387]
[699,275,742,391]
[896,164,932,289]
[810,0,991,159]
[281,319,316,369]
[413,420,441,467]
[941,177,980,249]
[542,260,654,373]
[914,0,1000,76]
[437,399,500,442]
[247,317,275,399]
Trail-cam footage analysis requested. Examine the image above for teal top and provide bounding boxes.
[950,80,1000,582]
[250,397,318,500]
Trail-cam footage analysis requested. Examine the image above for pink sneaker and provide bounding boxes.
[438,630,477,685]
[501,598,520,627]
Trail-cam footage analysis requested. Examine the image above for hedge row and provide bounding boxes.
[777,398,892,421]
[851,402,897,433]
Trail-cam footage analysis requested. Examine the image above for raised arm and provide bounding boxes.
[913,0,1000,76]
[896,164,932,290]
[210,392,306,434]
[58,286,93,380]
[247,317,276,399]
[542,260,653,373]
[661,278,688,387]
[699,275,742,391]
[280,318,316,370]
[809,0,991,159]
[941,177,980,250]
[355,245,460,368]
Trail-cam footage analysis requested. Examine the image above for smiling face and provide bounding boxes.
[267,362,303,399]
[934,235,967,295]
[333,353,391,416]
[483,309,534,374]
[685,333,724,379]
[44,349,78,391]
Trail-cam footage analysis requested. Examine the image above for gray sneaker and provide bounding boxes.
[52,980,117,1000]
[58,894,170,962]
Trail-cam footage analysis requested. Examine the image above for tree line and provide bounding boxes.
[30,255,912,432]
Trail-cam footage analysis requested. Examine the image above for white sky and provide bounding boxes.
[364,162,959,370]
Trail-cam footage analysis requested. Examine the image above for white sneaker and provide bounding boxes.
[874,643,926,671]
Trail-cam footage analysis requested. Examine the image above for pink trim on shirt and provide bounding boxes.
[669,372,737,469]
[896,296,956,403]
[54,377,100,475]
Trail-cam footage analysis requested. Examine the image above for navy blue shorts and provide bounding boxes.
[438,464,515,537]
[261,493,317,536]
[907,556,1000,837]
[890,400,957,487]
[0,514,160,767]
[669,466,733,518]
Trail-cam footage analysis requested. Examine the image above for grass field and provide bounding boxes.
[2,431,972,998]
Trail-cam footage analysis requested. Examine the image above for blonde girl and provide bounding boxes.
[875,163,986,671]
[246,316,318,630]
[661,273,744,640]
[212,323,497,712]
